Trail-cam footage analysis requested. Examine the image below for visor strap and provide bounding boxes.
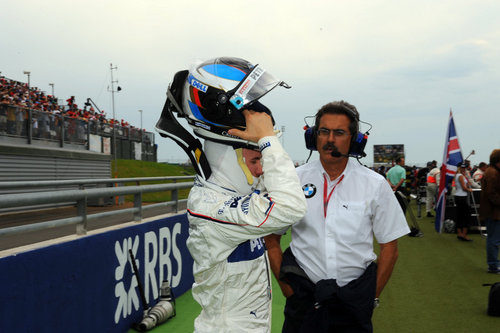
[235,148,254,186]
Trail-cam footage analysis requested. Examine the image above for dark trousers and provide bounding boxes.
[454,196,470,229]
[281,248,377,333]
[395,191,407,214]
[486,218,500,269]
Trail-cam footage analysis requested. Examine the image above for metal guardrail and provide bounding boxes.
[0,180,194,238]
[0,176,195,189]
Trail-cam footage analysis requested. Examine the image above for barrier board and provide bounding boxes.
[0,213,194,332]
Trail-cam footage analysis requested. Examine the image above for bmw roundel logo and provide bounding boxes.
[302,183,316,198]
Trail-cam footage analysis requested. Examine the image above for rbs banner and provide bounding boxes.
[0,213,194,333]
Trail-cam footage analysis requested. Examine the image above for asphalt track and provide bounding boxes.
[0,202,187,251]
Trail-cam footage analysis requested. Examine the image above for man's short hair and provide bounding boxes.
[479,162,487,169]
[490,149,500,166]
[314,100,359,136]
[396,157,404,164]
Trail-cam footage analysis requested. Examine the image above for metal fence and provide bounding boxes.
[0,104,156,160]
[0,176,195,238]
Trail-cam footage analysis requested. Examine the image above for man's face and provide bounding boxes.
[400,158,405,166]
[316,113,352,164]
[242,148,263,177]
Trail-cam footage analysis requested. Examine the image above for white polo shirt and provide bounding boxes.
[290,159,410,287]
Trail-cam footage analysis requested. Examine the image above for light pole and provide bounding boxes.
[23,71,31,87]
[23,71,31,142]
[23,71,31,109]
[138,109,143,141]
[49,83,54,96]
[109,63,120,176]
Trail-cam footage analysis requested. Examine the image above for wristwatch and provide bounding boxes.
[374,298,380,308]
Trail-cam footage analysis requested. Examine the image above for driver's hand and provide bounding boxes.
[227,110,275,143]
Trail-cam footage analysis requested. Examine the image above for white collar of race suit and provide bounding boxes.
[203,140,260,195]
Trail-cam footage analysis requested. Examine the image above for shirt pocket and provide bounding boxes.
[333,202,368,239]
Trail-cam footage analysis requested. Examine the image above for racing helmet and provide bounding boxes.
[157,57,290,148]
[155,57,290,179]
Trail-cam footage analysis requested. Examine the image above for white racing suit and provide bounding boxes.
[186,136,307,332]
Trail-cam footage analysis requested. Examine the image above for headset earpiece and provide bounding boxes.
[348,132,368,158]
[304,125,317,151]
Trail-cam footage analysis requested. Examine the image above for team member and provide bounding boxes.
[265,101,409,333]
[386,157,407,212]
[156,57,307,332]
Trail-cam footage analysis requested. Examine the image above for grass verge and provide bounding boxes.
[112,159,195,202]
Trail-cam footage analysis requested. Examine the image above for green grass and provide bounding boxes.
[372,206,499,333]
[112,159,195,202]
[131,202,500,333]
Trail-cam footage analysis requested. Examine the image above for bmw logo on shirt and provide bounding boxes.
[302,184,316,198]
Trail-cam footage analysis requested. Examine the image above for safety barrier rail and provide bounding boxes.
[0,176,195,189]
[0,179,194,237]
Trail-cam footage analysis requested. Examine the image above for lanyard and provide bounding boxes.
[323,174,344,218]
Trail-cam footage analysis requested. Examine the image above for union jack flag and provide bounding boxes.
[435,111,463,232]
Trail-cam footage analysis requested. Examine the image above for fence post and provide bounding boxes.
[60,114,64,148]
[134,192,142,222]
[76,197,88,235]
[172,188,178,213]
[27,108,32,144]
[86,120,90,150]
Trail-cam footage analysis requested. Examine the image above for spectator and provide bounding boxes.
[377,165,386,176]
[1,75,146,144]
[426,160,440,217]
[473,162,488,185]
[455,162,473,241]
[416,162,431,188]
[387,157,407,213]
[480,150,500,274]
[464,159,481,189]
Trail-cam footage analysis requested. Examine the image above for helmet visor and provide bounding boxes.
[229,65,289,110]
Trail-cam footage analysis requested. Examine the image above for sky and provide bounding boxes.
[1,0,499,167]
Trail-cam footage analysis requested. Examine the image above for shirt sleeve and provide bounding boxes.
[372,177,410,244]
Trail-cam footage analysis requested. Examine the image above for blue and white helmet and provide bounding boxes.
[174,57,290,148]
[155,57,290,179]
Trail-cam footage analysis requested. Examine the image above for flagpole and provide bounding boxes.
[435,109,464,233]
[435,111,452,232]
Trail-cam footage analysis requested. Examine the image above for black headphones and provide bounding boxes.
[303,111,369,158]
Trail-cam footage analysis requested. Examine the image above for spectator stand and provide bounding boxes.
[0,75,156,161]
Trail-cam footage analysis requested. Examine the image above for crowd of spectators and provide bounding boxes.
[0,75,142,138]
[376,160,488,194]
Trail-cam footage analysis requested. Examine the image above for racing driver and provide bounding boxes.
[155,57,307,332]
